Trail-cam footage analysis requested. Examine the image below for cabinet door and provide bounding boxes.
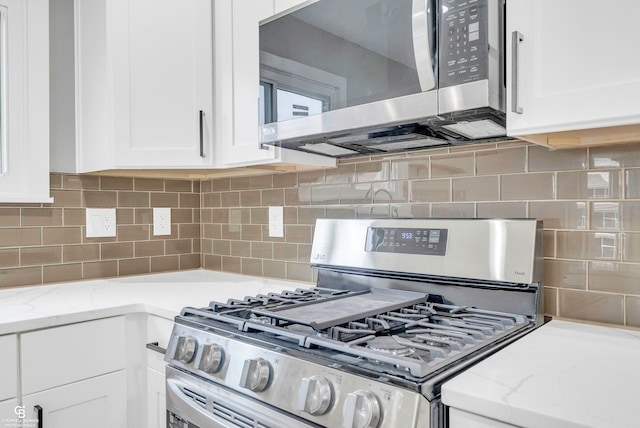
[216,0,277,167]
[147,367,166,428]
[507,0,640,136]
[21,317,126,395]
[23,371,127,428]
[0,399,18,424]
[449,408,518,428]
[111,0,214,167]
[0,0,51,202]
[0,335,17,401]
[217,0,335,168]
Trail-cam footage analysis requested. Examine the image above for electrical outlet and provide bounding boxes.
[268,206,284,238]
[153,207,172,236]
[85,208,117,238]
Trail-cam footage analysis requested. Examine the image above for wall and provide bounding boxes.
[1,141,639,329]
[0,174,200,287]
[201,140,640,329]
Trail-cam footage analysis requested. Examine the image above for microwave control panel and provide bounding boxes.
[365,227,448,256]
[439,0,489,88]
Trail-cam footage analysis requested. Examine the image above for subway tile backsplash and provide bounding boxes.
[200,141,640,329]
[2,141,640,329]
[0,175,200,286]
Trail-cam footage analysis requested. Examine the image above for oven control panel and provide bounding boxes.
[365,227,448,255]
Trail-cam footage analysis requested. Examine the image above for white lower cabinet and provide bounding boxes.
[146,368,167,428]
[0,399,19,425]
[21,317,126,395]
[20,317,127,427]
[145,315,174,428]
[449,408,518,428]
[22,371,127,428]
[0,335,17,402]
[10,314,174,428]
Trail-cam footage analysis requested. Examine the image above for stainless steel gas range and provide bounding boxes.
[165,218,544,428]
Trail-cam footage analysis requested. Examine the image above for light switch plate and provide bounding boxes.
[85,208,117,238]
[268,206,284,238]
[153,207,172,236]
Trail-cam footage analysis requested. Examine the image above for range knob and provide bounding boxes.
[239,358,271,392]
[297,376,333,415]
[342,390,381,428]
[174,336,197,364]
[199,344,224,373]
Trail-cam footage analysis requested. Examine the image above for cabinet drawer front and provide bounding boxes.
[22,371,127,428]
[0,399,19,423]
[0,335,18,401]
[21,317,126,395]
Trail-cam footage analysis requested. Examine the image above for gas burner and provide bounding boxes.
[418,333,466,349]
[247,316,272,325]
[421,333,466,347]
[367,336,416,357]
[425,333,456,341]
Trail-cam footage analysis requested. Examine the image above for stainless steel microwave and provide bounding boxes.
[259,0,506,157]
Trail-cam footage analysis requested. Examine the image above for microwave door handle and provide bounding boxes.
[412,0,437,91]
[511,31,524,114]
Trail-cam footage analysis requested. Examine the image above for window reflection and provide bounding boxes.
[576,202,587,229]
[276,89,324,121]
[592,202,620,230]
[587,171,613,198]
[591,156,620,168]
[595,232,617,259]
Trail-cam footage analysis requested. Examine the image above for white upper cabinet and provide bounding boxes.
[215,0,273,167]
[0,0,51,202]
[51,0,214,173]
[507,0,640,146]
[215,0,335,169]
[110,0,214,167]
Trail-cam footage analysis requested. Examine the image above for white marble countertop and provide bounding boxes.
[442,319,640,428]
[0,269,305,335]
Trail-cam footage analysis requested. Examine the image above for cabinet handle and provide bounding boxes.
[34,405,43,428]
[146,341,167,355]
[511,31,524,114]
[199,110,205,158]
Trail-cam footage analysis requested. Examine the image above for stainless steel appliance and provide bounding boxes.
[259,0,507,157]
[165,218,543,427]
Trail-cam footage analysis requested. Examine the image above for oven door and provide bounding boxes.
[166,366,318,428]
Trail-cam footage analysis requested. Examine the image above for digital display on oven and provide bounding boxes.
[365,227,448,255]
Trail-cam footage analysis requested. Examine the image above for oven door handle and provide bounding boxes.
[166,368,317,428]
[166,378,226,427]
